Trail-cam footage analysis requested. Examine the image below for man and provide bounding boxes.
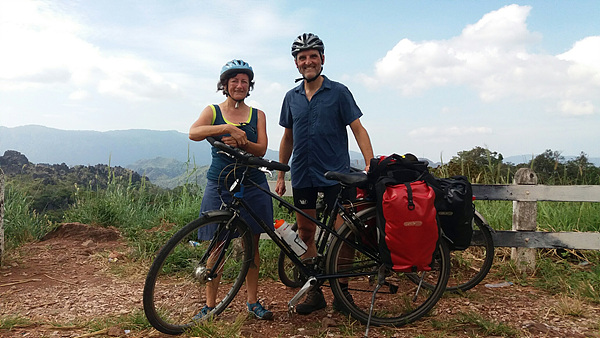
[275,33,374,315]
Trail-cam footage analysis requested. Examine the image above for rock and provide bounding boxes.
[321,317,336,328]
[107,326,124,336]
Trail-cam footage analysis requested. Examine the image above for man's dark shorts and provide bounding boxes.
[292,184,356,210]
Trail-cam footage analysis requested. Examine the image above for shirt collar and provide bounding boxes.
[294,75,331,95]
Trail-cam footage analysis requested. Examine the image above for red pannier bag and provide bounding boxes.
[381,180,439,272]
[369,154,441,272]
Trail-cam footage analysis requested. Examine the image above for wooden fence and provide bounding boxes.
[269,168,600,272]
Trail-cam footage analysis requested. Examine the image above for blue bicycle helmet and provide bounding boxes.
[291,33,324,58]
[220,59,254,82]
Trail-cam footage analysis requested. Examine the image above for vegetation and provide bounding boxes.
[1,146,599,336]
[432,147,600,185]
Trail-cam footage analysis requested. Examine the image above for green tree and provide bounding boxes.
[564,152,600,185]
[529,149,565,184]
[439,146,512,183]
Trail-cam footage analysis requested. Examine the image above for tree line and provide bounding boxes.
[435,147,600,185]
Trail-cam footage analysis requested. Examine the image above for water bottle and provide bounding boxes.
[274,219,307,257]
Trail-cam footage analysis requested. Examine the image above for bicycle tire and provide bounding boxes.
[143,211,253,335]
[408,211,494,292]
[446,211,494,291]
[326,207,451,327]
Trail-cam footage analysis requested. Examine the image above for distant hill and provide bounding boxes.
[0,125,213,167]
[0,124,365,168]
[0,125,366,188]
[127,157,209,189]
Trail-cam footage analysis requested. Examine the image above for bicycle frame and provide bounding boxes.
[209,164,380,285]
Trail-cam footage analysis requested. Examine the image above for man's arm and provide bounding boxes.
[276,128,293,196]
[349,119,374,171]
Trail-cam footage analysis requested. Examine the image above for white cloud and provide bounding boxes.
[362,4,600,116]
[0,0,181,101]
[558,100,594,116]
[68,89,89,101]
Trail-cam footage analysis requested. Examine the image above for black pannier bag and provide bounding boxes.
[435,175,474,250]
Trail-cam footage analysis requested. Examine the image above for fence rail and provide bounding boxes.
[473,184,600,202]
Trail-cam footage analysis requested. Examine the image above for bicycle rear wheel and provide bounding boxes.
[326,207,451,326]
[445,211,494,292]
[143,212,253,335]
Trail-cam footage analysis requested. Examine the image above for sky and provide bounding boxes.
[1,0,599,162]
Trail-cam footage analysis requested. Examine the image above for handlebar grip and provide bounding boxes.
[206,137,290,172]
[247,156,290,171]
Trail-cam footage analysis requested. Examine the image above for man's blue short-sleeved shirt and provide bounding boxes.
[279,76,362,189]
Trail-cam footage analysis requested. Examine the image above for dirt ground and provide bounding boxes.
[1,223,599,338]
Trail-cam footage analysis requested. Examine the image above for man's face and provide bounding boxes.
[295,49,324,79]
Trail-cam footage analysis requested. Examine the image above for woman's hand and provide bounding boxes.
[227,125,248,148]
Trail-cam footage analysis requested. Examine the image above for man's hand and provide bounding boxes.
[275,176,287,196]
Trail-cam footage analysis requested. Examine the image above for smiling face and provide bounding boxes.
[295,49,324,79]
[226,73,250,100]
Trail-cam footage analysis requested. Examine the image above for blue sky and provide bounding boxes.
[1,0,599,162]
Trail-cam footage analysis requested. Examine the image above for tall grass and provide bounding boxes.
[3,184,53,249]
[63,170,205,259]
[474,200,600,233]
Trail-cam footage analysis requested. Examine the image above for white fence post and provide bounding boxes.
[511,168,538,273]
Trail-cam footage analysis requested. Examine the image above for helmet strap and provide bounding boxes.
[305,69,322,83]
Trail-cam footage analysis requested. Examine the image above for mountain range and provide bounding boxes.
[1,125,213,167]
[0,125,368,168]
[2,125,598,188]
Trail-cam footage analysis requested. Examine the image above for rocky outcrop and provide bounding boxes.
[0,150,148,189]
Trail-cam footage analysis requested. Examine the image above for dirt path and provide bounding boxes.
[1,223,598,337]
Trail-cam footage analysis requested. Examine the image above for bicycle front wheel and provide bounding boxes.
[327,207,451,327]
[277,223,304,288]
[143,211,253,335]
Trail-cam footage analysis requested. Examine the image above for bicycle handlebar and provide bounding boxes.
[206,137,290,172]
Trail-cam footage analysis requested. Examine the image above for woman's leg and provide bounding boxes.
[245,234,261,304]
[205,246,223,308]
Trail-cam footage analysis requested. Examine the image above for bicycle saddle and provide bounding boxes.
[324,171,369,188]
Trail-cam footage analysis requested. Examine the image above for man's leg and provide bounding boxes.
[293,187,327,315]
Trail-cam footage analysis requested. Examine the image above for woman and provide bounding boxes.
[188,59,273,320]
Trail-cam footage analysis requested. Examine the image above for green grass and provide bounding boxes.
[431,311,519,337]
[0,315,32,330]
[86,309,152,332]
[2,185,54,250]
[185,313,246,337]
[474,200,600,233]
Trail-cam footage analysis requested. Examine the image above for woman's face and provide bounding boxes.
[227,73,250,100]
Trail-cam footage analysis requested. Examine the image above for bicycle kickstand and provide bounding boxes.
[287,276,317,318]
[364,265,387,338]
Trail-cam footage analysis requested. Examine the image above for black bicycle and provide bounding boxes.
[279,188,495,293]
[143,138,451,335]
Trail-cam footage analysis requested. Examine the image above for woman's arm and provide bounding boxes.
[239,109,268,157]
[189,105,248,147]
